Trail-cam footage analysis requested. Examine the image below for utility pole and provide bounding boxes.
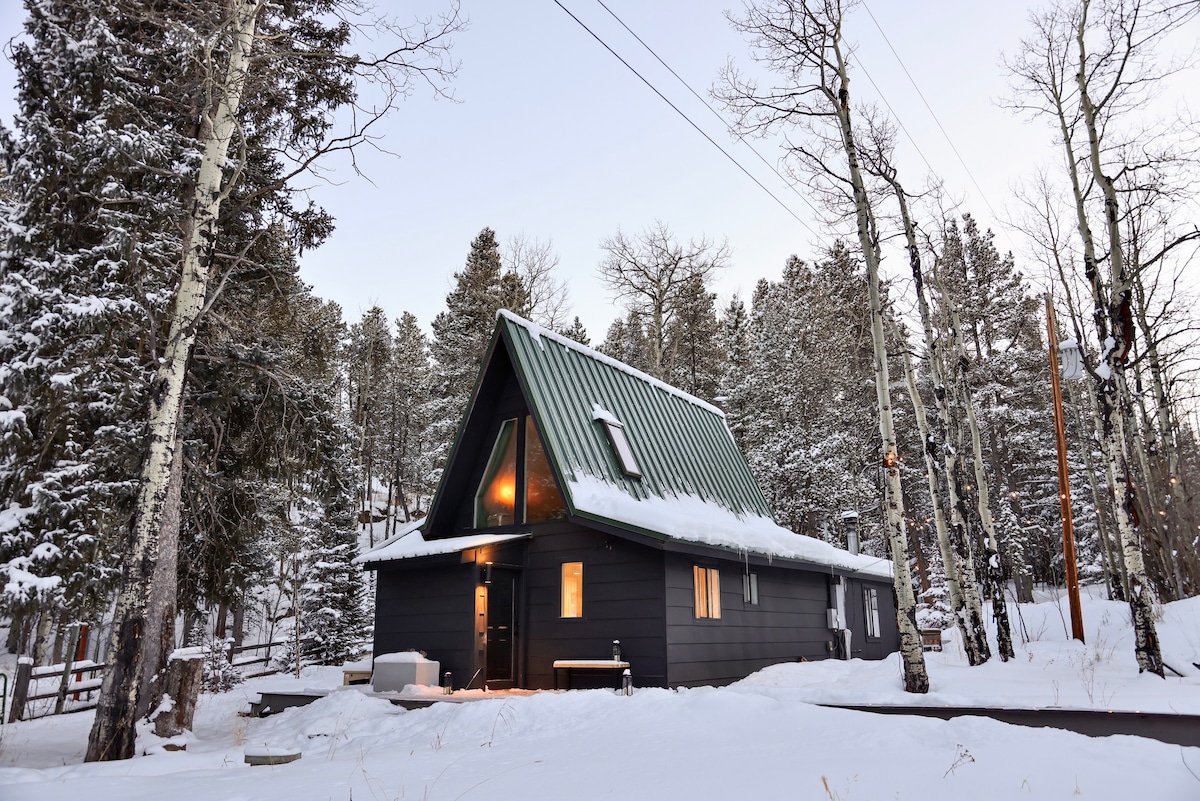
[1046,297,1085,643]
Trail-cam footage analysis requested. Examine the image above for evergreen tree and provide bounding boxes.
[382,312,434,524]
[559,316,591,346]
[428,228,511,477]
[666,274,724,402]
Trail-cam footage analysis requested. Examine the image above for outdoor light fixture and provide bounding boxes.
[481,562,493,585]
[1058,337,1084,381]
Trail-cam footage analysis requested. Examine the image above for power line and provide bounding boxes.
[859,0,1001,221]
[847,53,939,179]
[592,0,829,226]
[551,0,826,244]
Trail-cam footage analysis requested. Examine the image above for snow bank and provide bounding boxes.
[568,472,893,578]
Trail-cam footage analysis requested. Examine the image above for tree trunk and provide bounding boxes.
[947,306,1015,661]
[1074,7,1163,677]
[86,0,267,761]
[901,335,987,665]
[831,43,927,693]
[152,652,204,739]
[884,176,989,665]
[135,412,184,720]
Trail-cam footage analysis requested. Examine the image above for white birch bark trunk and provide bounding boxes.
[86,0,267,761]
[948,307,1015,661]
[889,178,990,666]
[830,38,927,693]
[1074,5,1163,675]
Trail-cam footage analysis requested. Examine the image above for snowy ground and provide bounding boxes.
[2,593,1199,800]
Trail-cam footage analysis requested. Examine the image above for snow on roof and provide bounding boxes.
[591,403,622,426]
[567,472,893,578]
[498,309,726,418]
[354,519,528,565]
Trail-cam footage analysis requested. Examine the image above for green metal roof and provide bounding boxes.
[497,311,775,530]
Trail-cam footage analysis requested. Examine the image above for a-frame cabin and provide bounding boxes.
[357,311,899,690]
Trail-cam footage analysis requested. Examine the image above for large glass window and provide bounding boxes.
[561,561,583,618]
[525,416,567,523]
[475,419,518,527]
[693,565,721,619]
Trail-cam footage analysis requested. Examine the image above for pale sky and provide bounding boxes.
[1,1,1196,341]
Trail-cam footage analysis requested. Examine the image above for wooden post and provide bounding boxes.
[54,624,81,714]
[73,624,89,701]
[9,657,32,723]
[1046,298,1085,643]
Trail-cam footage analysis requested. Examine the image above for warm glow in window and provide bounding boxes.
[865,588,881,638]
[561,561,583,618]
[475,419,518,527]
[525,416,567,523]
[693,565,721,619]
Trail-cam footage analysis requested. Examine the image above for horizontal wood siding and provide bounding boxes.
[664,553,835,687]
[373,561,475,688]
[523,529,666,688]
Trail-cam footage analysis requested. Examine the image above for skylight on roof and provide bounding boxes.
[593,403,641,479]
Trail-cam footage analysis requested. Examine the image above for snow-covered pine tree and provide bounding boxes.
[738,247,889,545]
[348,307,394,544]
[559,316,591,346]
[427,228,512,477]
[0,4,187,654]
[381,312,434,526]
[665,273,724,403]
[598,310,651,374]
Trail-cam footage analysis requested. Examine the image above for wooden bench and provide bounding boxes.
[552,659,630,690]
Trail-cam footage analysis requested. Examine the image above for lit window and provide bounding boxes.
[693,565,721,619]
[525,416,567,523]
[743,572,758,605]
[561,562,583,618]
[475,419,518,527]
[864,588,881,638]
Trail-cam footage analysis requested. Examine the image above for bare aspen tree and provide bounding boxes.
[859,120,991,665]
[719,0,928,692]
[1004,0,1200,675]
[598,221,730,382]
[505,235,572,331]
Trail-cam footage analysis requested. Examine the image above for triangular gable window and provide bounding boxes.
[475,418,518,527]
[592,404,641,479]
[475,416,566,528]
[525,416,567,522]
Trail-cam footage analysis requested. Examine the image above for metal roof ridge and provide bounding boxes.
[496,309,727,419]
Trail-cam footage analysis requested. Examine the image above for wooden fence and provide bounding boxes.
[3,638,297,723]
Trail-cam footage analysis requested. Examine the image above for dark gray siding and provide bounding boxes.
[523,529,667,689]
[848,576,900,660]
[373,558,476,688]
[664,552,835,687]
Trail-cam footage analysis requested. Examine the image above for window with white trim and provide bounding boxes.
[864,588,881,638]
[592,404,641,478]
[693,565,721,619]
